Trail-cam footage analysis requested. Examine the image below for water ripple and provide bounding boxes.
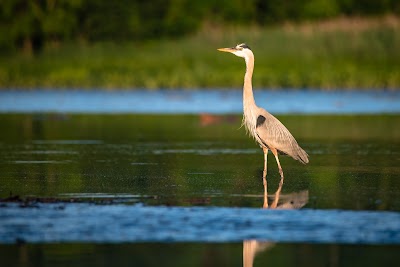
[0,203,399,244]
[153,148,257,155]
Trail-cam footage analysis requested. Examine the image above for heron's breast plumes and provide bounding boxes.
[242,105,262,144]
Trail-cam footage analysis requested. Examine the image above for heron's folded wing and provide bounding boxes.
[255,111,309,164]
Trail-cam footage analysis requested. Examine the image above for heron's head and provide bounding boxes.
[218,43,252,59]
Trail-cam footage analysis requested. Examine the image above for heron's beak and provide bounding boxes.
[217,47,236,53]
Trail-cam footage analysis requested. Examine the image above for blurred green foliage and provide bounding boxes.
[1,19,399,89]
[1,0,400,53]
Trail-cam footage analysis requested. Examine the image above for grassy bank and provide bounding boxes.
[1,16,399,90]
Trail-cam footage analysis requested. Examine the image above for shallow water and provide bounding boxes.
[1,109,400,266]
[1,89,400,114]
[1,114,399,210]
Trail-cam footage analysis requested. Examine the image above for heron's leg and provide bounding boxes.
[261,151,268,208]
[270,177,284,209]
[271,149,284,179]
[262,174,268,208]
[262,147,268,177]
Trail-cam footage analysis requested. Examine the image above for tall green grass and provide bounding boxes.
[1,17,399,89]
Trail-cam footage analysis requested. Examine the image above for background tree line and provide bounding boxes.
[1,0,399,54]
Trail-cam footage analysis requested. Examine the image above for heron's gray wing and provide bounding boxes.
[255,109,309,164]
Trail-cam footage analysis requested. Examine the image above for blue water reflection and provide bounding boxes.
[1,89,399,114]
[1,202,399,244]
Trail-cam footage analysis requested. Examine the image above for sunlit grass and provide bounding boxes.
[1,16,399,89]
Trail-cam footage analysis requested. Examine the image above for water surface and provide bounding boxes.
[0,100,399,266]
[1,89,399,114]
[1,114,399,211]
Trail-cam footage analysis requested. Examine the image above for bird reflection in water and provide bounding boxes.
[243,173,309,267]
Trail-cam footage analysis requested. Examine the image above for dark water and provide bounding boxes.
[1,114,399,209]
[1,243,400,267]
[1,111,400,266]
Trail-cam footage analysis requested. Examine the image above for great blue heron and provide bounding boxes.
[218,43,309,178]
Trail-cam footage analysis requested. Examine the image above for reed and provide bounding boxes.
[1,16,399,90]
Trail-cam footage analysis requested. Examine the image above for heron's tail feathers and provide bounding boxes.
[294,146,309,164]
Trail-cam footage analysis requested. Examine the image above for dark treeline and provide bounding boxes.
[1,0,399,54]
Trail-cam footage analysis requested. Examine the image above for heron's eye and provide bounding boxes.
[238,43,250,50]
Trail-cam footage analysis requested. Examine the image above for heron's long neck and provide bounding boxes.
[242,52,258,137]
[243,54,256,110]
